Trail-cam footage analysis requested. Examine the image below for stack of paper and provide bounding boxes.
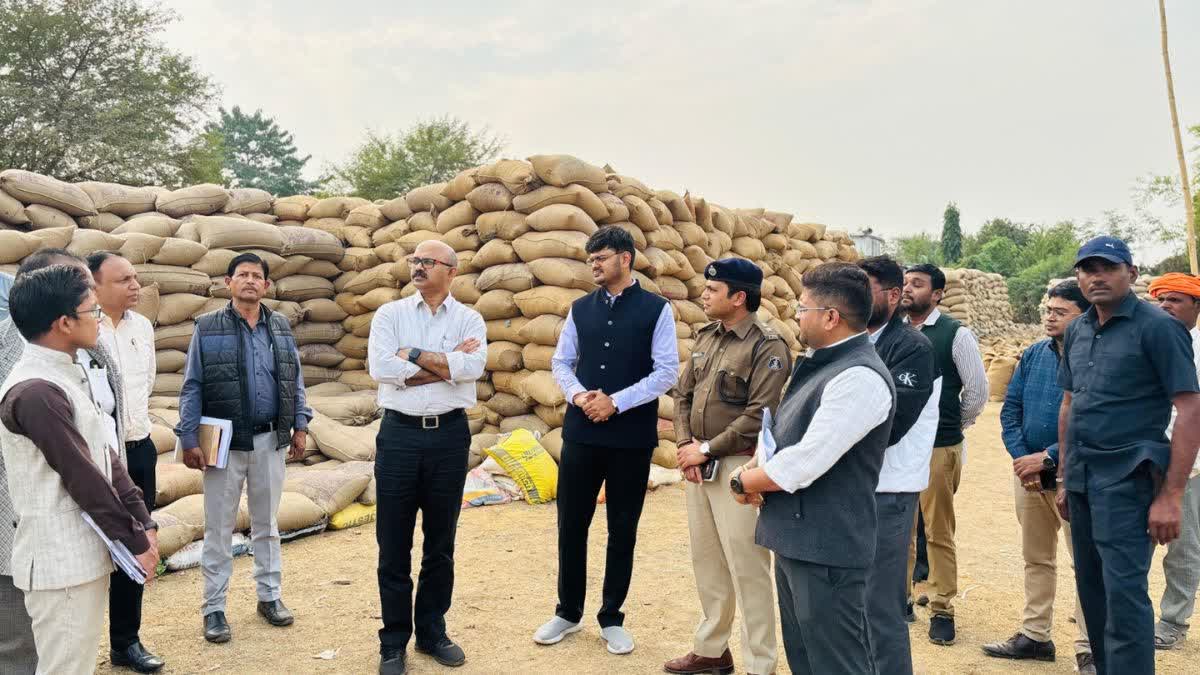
[82,513,147,584]
[758,407,778,461]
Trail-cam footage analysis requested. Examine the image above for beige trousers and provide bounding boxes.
[24,574,109,675]
[908,443,961,616]
[686,455,777,675]
[1013,475,1091,654]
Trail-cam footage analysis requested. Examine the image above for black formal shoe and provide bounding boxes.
[379,648,407,675]
[110,642,165,673]
[203,611,231,644]
[905,602,916,624]
[416,636,466,667]
[257,599,295,626]
[981,633,1055,661]
[929,615,956,645]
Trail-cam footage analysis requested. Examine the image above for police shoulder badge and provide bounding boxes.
[767,355,783,371]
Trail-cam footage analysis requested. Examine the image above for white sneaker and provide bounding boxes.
[600,626,634,655]
[534,616,581,645]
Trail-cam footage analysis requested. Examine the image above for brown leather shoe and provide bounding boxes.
[663,650,734,674]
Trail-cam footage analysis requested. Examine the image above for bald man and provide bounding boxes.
[367,240,487,675]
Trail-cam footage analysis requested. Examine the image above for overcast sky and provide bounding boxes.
[160,0,1199,244]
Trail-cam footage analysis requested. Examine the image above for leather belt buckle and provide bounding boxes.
[421,415,440,430]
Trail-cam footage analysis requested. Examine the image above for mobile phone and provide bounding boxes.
[1039,468,1057,491]
[701,458,720,481]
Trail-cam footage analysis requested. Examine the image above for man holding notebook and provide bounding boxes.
[177,252,311,644]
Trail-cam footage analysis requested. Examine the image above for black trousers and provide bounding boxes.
[776,554,873,675]
[555,440,653,628]
[375,412,470,652]
[110,436,157,650]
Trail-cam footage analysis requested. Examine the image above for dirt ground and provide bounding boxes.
[95,403,1196,674]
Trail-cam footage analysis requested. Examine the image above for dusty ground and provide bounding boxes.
[96,403,1196,674]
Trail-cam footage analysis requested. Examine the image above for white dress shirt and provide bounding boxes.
[912,308,988,429]
[97,310,155,442]
[368,293,488,415]
[759,333,894,493]
[1166,325,1200,477]
[78,349,120,453]
[551,280,679,413]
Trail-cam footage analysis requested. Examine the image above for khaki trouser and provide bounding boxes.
[686,455,777,675]
[1013,475,1091,654]
[24,574,109,675]
[908,443,961,616]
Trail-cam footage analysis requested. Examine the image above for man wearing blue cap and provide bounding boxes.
[1056,236,1200,674]
[665,257,790,675]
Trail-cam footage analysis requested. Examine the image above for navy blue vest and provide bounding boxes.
[561,282,666,449]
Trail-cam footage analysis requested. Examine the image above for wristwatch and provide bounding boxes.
[700,441,712,458]
[407,347,423,365]
[730,474,746,495]
[1042,454,1056,471]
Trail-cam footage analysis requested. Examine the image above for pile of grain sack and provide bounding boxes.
[939,268,1018,338]
[0,158,860,561]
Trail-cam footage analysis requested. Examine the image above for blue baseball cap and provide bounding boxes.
[1074,236,1133,267]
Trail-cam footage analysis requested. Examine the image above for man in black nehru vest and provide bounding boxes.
[535,226,680,656]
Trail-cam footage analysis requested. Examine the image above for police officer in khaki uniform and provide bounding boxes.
[665,258,791,675]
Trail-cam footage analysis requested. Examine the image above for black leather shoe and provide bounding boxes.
[258,600,295,627]
[929,615,956,645]
[379,648,407,675]
[905,602,916,623]
[110,642,165,673]
[416,636,466,667]
[203,611,231,644]
[981,632,1055,661]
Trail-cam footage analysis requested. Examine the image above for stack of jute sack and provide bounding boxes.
[939,268,1018,338]
[978,327,1045,402]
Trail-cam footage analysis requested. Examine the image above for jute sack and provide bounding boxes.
[406,211,436,233]
[156,184,229,218]
[657,190,694,223]
[394,230,442,255]
[517,314,564,346]
[270,254,311,279]
[24,204,75,230]
[652,439,678,468]
[25,225,75,251]
[151,238,208,267]
[335,334,369,360]
[275,492,327,533]
[338,248,381,273]
[0,188,30,225]
[442,225,480,252]
[114,233,165,264]
[299,344,346,368]
[302,298,349,323]
[623,195,658,232]
[987,356,1019,402]
[475,211,529,242]
[371,221,408,247]
[77,212,123,232]
[275,275,335,302]
[151,513,199,558]
[528,154,608,191]
[343,264,395,295]
[173,220,200,242]
[540,427,564,463]
[522,343,555,371]
[298,259,341,278]
[512,185,575,214]
[308,196,368,220]
[343,226,373,249]
[451,274,482,304]
[308,391,378,426]
[476,263,535,293]
[646,197,674,227]
[0,231,41,264]
[442,167,480,201]
[357,287,402,312]
[512,231,588,262]
[151,424,176,454]
[514,287,586,318]
[435,201,479,234]
[405,183,452,213]
[153,373,184,396]
[475,290,521,320]
[273,195,317,221]
[292,322,346,346]
[814,240,838,259]
[519,370,564,407]
[641,247,676,277]
[303,217,347,242]
[606,173,653,200]
[279,226,344,263]
[475,159,536,195]
[307,382,353,397]
[379,197,413,222]
[526,204,597,235]
[492,370,533,398]
[156,294,209,326]
[345,204,387,231]
[195,216,284,253]
[666,250,697,280]
[156,463,204,507]
[465,183,513,213]
[77,182,158,217]
[154,324,194,351]
[731,237,766,260]
[222,188,273,215]
[657,276,689,301]
[133,283,160,325]
[156,349,187,373]
[486,316,530,345]
[485,392,531,418]
[343,316,373,340]
[308,415,376,462]
[527,258,594,291]
[646,227,683,252]
[597,193,629,224]
[472,239,519,270]
[672,300,708,325]
[499,414,550,437]
[135,265,210,295]
[0,169,96,216]
[284,471,370,516]
[338,370,377,391]
[487,341,524,372]
[302,365,342,385]
[534,403,566,428]
[631,271,661,295]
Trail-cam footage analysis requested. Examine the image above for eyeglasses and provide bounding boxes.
[586,253,615,266]
[794,306,834,314]
[72,306,103,320]
[1043,307,1079,319]
[407,257,454,270]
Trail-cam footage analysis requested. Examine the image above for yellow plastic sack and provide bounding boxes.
[328,503,377,530]
[484,429,558,504]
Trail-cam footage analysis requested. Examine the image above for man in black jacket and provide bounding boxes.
[860,256,940,675]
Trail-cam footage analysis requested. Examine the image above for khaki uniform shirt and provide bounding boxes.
[672,315,791,456]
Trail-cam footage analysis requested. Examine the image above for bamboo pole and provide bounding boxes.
[1159,0,1198,273]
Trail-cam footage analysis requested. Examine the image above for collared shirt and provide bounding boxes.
[760,332,894,492]
[97,311,155,442]
[367,293,488,415]
[552,280,678,413]
[78,348,120,454]
[0,272,12,323]
[672,314,791,456]
[1166,326,1200,477]
[910,308,989,428]
[1001,339,1063,463]
[1059,292,1200,489]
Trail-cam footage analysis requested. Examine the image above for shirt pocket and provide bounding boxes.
[715,368,750,405]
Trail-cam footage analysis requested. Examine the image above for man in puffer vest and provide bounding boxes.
[176,252,312,644]
[0,264,159,675]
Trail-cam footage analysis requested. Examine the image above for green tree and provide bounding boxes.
[172,129,227,187]
[1134,123,1199,246]
[962,237,1022,277]
[889,233,944,266]
[0,0,218,184]
[941,202,962,263]
[327,116,504,199]
[206,106,313,194]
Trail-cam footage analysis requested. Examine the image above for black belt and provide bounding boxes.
[124,436,151,451]
[252,422,277,435]
[384,408,465,430]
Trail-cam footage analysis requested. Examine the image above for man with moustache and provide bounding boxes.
[1146,273,1200,651]
[368,240,487,675]
[1057,237,1200,673]
[664,258,789,675]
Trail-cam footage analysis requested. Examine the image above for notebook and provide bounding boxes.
[82,513,147,584]
[174,417,233,469]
